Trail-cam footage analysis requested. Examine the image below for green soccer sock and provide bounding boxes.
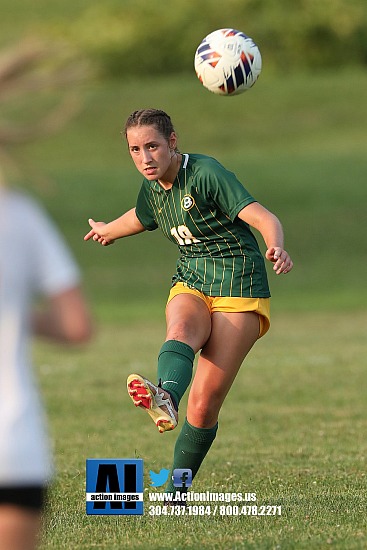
[165,418,218,494]
[157,340,195,408]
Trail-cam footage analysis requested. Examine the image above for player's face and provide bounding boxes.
[127,125,177,183]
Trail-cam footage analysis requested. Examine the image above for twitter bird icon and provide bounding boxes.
[149,468,170,487]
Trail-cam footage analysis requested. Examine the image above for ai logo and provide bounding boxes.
[86,459,144,515]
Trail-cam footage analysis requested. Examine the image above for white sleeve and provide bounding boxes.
[25,197,81,296]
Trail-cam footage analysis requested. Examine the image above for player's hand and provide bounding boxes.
[266,247,293,274]
[84,219,115,246]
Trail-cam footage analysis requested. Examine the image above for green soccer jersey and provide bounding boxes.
[135,153,270,298]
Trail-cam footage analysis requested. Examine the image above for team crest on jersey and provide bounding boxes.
[181,194,195,211]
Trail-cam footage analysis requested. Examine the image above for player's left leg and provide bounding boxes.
[165,310,260,495]
[187,310,260,428]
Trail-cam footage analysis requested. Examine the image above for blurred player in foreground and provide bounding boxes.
[0,185,91,550]
[84,109,293,499]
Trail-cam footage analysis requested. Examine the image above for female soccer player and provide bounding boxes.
[0,187,91,550]
[84,108,293,497]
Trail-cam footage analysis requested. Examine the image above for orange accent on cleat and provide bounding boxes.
[126,373,178,433]
[157,419,175,433]
[127,378,152,409]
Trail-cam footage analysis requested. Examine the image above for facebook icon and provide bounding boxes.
[172,468,192,488]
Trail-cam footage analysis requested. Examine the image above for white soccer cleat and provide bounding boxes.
[127,374,178,433]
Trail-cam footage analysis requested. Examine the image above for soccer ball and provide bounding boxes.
[194,28,262,96]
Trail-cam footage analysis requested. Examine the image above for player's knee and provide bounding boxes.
[166,319,207,350]
[188,393,221,428]
[166,319,190,340]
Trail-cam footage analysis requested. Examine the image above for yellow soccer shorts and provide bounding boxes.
[167,282,270,338]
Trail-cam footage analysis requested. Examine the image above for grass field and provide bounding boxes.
[34,311,366,549]
[1,23,366,548]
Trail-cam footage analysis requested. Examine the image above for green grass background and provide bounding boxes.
[1,4,367,547]
[28,69,365,550]
[13,69,367,319]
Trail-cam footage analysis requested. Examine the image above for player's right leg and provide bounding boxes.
[127,291,211,433]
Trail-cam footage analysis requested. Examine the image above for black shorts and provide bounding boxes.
[0,486,46,511]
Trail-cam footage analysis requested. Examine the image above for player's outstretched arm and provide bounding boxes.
[84,207,146,246]
[238,202,293,275]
